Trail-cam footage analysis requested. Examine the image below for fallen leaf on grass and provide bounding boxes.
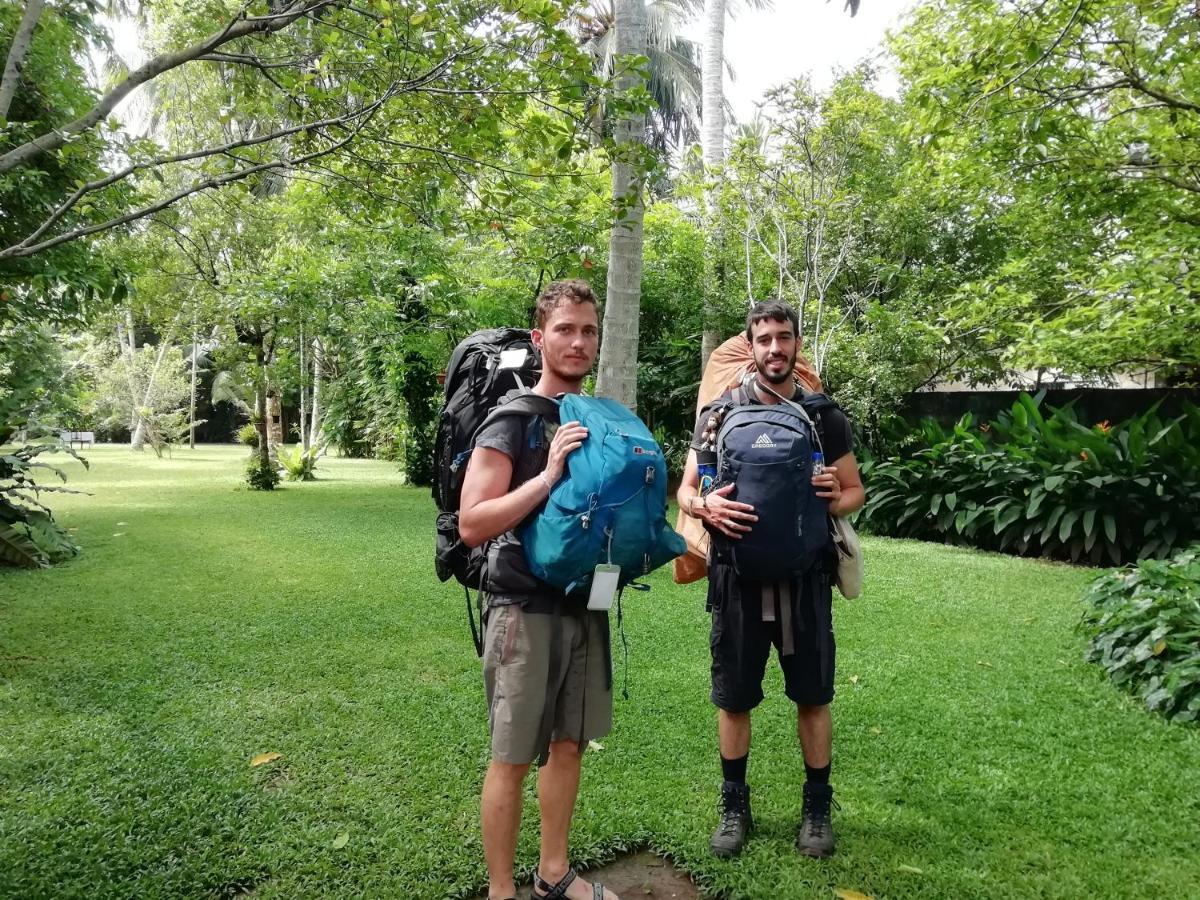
[588,740,605,752]
[898,864,923,874]
[250,751,282,767]
[1153,639,1167,656]
[976,660,993,668]
[112,532,125,537]
[116,522,127,526]
[833,889,873,900]
[332,831,349,849]
[870,726,883,735]
[849,675,860,685]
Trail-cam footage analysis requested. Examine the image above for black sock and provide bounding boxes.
[721,754,748,785]
[804,762,831,786]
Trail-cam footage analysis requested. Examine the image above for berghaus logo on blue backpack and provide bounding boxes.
[520,394,685,593]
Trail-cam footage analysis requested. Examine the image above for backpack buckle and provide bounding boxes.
[644,466,655,484]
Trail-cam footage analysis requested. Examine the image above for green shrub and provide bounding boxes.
[244,453,280,491]
[1,438,88,568]
[1079,546,1200,723]
[274,444,323,482]
[860,393,1200,565]
[237,423,260,447]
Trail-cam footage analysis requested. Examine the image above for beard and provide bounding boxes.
[544,352,591,385]
[756,352,795,385]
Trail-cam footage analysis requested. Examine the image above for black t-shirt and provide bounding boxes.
[690,386,853,465]
[474,405,560,504]
[472,402,564,606]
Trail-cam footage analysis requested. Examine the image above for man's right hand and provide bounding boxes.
[701,483,757,540]
[542,420,589,485]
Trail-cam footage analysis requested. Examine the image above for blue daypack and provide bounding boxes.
[520,394,686,592]
[713,385,833,582]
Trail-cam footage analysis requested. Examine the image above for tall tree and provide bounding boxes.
[699,0,858,368]
[596,0,650,408]
[699,0,727,367]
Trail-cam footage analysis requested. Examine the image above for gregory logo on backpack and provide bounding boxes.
[752,432,776,449]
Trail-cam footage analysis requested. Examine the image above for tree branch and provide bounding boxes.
[0,0,341,174]
[0,0,45,122]
[0,82,394,259]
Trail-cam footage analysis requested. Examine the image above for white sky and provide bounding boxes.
[684,1,917,124]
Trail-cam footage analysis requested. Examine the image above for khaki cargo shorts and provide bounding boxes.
[483,603,613,765]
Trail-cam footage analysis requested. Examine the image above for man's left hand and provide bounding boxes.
[812,465,842,503]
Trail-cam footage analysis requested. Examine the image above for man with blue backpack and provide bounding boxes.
[677,299,866,860]
[457,280,622,900]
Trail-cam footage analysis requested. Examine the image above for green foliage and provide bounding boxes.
[861,393,1200,565]
[236,423,259,447]
[0,439,86,567]
[0,323,89,443]
[1080,546,1200,724]
[273,443,323,482]
[89,344,191,448]
[892,0,1199,378]
[243,453,279,491]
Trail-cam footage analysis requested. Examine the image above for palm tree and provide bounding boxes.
[595,0,649,409]
[577,0,704,154]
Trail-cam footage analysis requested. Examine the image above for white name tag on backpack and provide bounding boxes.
[498,348,529,370]
[587,564,621,611]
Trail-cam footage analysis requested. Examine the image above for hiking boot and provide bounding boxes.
[710,781,753,858]
[796,782,836,858]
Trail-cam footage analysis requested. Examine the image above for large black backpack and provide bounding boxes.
[433,328,541,587]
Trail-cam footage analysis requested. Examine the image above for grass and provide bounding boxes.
[2,444,1198,899]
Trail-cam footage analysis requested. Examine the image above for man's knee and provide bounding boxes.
[487,758,532,786]
[797,703,829,720]
[547,739,583,762]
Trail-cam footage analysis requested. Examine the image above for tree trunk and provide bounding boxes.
[595,0,648,410]
[309,336,322,447]
[255,344,270,470]
[131,338,174,451]
[700,0,727,371]
[0,0,45,122]
[299,324,309,452]
[189,314,198,449]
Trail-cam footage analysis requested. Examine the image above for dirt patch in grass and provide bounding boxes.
[472,851,699,899]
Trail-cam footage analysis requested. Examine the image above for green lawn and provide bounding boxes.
[2,445,1198,899]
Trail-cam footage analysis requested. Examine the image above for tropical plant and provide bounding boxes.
[1079,545,1200,724]
[236,423,260,447]
[860,394,1200,566]
[0,437,87,568]
[576,0,704,153]
[274,443,324,482]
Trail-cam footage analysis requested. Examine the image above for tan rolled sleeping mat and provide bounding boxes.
[673,334,822,584]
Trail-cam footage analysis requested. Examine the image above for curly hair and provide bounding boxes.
[535,279,598,329]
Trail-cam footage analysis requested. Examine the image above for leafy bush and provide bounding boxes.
[860,393,1200,565]
[1,439,88,568]
[274,444,323,482]
[237,424,260,447]
[1079,546,1200,723]
[244,453,280,491]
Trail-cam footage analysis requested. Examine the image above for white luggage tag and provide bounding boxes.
[498,348,529,370]
[587,564,621,611]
